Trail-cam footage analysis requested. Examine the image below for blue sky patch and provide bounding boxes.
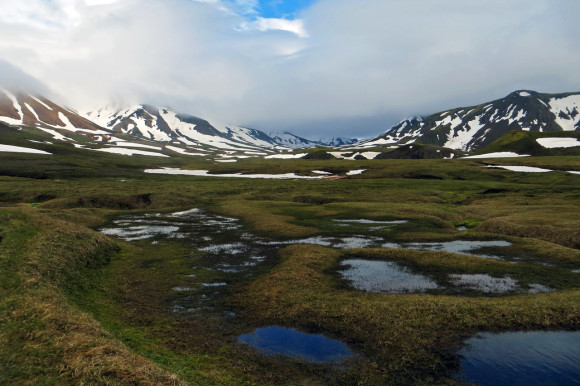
[257,0,316,19]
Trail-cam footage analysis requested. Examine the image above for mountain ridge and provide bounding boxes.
[361,90,580,151]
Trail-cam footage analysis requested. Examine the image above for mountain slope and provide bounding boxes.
[267,132,358,149]
[0,88,109,140]
[362,90,580,151]
[84,105,290,152]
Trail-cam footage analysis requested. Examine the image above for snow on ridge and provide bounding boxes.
[509,109,527,125]
[0,89,23,125]
[536,137,580,148]
[31,96,53,110]
[57,112,78,131]
[444,114,485,151]
[549,95,580,131]
[519,91,531,97]
[24,103,40,121]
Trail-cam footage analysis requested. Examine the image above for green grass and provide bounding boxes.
[0,149,579,384]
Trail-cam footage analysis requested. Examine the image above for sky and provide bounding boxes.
[1,0,579,139]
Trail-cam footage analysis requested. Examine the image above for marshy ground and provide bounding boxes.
[0,154,579,384]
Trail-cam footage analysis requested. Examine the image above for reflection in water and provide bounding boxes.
[400,240,512,259]
[456,331,580,385]
[340,259,439,294]
[449,274,553,294]
[238,326,355,364]
[449,274,518,293]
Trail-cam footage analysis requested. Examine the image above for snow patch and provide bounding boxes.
[37,128,72,141]
[0,144,51,154]
[487,165,552,173]
[444,114,485,151]
[144,168,324,179]
[31,96,53,110]
[264,153,306,159]
[346,169,366,176]
[536,137,580,148]
[0,89,23,125]
[462,152,530,159]
[108,141,161,150]
[93,147,169,157]
[549,95,580,131]
[24,103,40,121]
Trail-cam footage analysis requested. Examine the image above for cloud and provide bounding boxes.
[239,17,309,38]
[0,0,579,138]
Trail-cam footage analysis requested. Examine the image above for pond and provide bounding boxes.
[455,331,580,385]
[340,259,440,294]
[238,326,355,364]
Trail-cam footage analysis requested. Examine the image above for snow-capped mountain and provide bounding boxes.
[361,90,580,151]
[267,131,322,149]
[268,131,358,149]
[320,136,359,147]
[84,105,290,152]
[0,88,110,140]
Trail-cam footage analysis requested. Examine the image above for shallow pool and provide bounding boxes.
[238,326,355,364]
[455,331,580,385]
[340,259,440,293]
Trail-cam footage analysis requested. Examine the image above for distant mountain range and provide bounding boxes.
[1,88,579,158]
[0,89,355,154]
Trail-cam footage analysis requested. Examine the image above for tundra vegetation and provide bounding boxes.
[0,142,579,384]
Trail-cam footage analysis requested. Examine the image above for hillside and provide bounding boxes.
[361,90,580,151]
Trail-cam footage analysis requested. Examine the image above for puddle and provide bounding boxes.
[449,274,554,294]
[449,274,518,293]
[456,226,468,231]
[527,283,554,293]
[340,259,440,294]
[332,219,408,225]
[99,211,527,316]
[173,286,196,291]
[455,331,580,385]
[98,209,275,316]
[262,235,385,249]
[100,225,180,241]
[393,240,512,259]
[238,326,355,364]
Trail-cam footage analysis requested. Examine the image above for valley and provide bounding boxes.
[0,140,579,384]
[1,88,580,384]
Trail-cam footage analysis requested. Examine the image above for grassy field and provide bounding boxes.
[0,149,579,384]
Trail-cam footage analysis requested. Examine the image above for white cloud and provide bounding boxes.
[85,0,124,6]
[0,0,578,138]
[240,17,308,38]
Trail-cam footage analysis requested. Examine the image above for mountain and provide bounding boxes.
[361,90,580,151]
[84,105,290,153]
[321,136,359,147]
[0,88,110,140]
[267,131,323,149]
[0,89,295,155]
[268,131,358,149]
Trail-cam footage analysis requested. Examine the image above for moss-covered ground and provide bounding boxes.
[0,151,579,384]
